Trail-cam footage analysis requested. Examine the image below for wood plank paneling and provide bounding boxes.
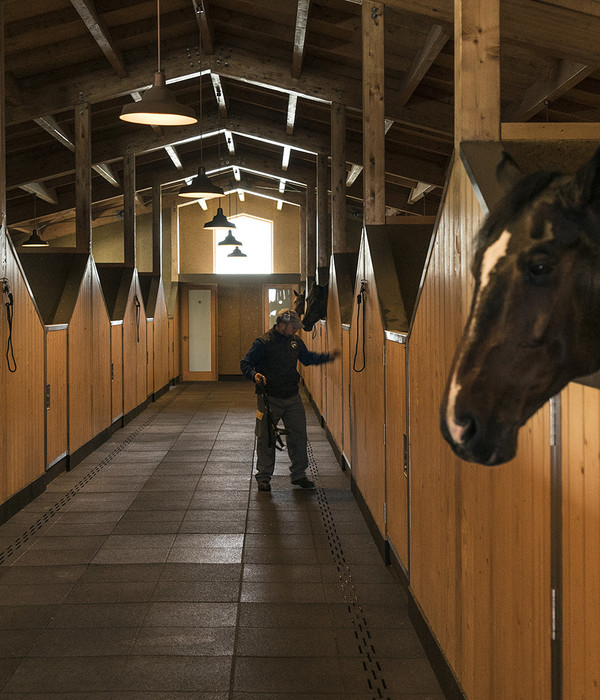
[342,326,351,466]
[385,338,408,569]
[111,323,123,422]
[146,320,154,397]
[46,327,68,465]
[350,237,386,534]
[153,282,169,392]
[68,260,111,452]
[409,159,551,699]
[123,274,147,414]
[326,268,343,451]
[0,245,45,501]
[561,382,600,699]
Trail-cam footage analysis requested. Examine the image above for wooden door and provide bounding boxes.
[181,284,218,381]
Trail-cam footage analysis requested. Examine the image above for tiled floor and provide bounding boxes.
[0,381,444,699]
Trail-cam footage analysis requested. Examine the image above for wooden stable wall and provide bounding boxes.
[561,382,600,698]
[0,243,45,505]
[409,159,552,700]
[0,242,179,520]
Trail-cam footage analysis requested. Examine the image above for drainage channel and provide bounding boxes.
[0,385,185,566]
[307,439,391,700]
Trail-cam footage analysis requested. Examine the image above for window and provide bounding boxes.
[214,214,272,274]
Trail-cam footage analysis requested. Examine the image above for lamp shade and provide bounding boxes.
[227,246,247,258]
[203,207,236,230]
[218,230,242,246]
[179,167,224,199]
[120,71,197,126]
[21,229,49,247]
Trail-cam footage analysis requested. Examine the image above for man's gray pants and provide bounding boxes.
[255,392,308,483]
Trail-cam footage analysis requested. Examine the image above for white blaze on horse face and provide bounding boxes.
[446,377,467,445]
[479,230,512,292]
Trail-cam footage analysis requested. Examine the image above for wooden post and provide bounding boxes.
[152,181,162,277]
[454,0,500,145]
[331,102,347,253]
[362,1,385,225]
[123,153,136,268]
[75,102,92,253]
[306,174,316,290]
[299,203,307,282]
[316,152,329,281]
[0,0,6,278]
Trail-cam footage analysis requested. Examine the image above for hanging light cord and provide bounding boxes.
[2,277,16,373]
[156,0,161,71]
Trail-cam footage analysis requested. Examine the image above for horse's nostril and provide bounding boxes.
[461,414,477,445]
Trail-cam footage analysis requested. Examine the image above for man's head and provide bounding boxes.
[275,308,303,336]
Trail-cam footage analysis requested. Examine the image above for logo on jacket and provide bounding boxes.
[291,341,298,350]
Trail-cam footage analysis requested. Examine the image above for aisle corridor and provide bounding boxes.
[0,382,443,699]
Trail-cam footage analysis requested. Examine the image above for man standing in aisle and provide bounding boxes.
[240,308,339,492]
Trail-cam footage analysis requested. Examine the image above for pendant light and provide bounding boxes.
[21,194,49,248]
[218,230,242,246]
[178,17,222,198]
[179,166,224,199]
[120,0,197,126]
[227,246,247,258]
[204,206,236,230]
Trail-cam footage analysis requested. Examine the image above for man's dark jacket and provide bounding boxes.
[240,326,331,398]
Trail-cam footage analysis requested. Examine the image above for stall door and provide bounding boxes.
[181,285,218,381]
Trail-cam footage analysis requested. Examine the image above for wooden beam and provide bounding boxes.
[192,0,214,55]
[292,0,312,79]
[397,25,451,106]
[5,71,23,107]
[152,182,162,277]
[164,146,183,170]
[300,203,307,280]
[5,44,453,136]
[1,3,6,274]
[282,146,292,171]
[454,0,500,144]
[331,103,347,253]
[20,182,58,205]
[408,181,436,203]
[123,154,136,268]
[316,153,329,274]
[362,1,386,224]
[92,162,120,187]
[75,102,92,253]
[211,73,227,117]
[70,0,128,78]
[503,60,595,122]
[501,122,600,140]
[224,130,236,155]
[306,175,316,280]
[286,94,298,136]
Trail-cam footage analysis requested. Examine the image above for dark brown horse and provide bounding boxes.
[440,147,600,465]
[293,289,305,317]
[302,282,328,331]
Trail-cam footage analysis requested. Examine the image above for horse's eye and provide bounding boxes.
[528,261,552,279]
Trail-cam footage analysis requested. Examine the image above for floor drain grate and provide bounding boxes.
[0,385,185,566]
[307,440,390,700]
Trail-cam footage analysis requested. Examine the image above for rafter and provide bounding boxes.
[20,181,58,205]
[211,73,227,117]
[292,0,312,79]
[192,0,214,55]
[502,60,595,122]
[396,25,451,106]
[286,94,298,135]
[69,0,128,78]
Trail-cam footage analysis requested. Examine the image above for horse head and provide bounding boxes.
[440,147,600,465]
[293,289,305,317]
[302,282,328,331]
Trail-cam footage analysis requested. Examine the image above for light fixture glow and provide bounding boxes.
[179,166,224,199]
[21,229,49,248]
[119,0,196,126]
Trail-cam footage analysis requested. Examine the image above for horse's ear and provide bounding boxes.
[293,290,298,297]
[496,151,522,191]
[573,146,600,209]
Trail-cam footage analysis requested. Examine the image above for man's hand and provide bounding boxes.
[329,349,340,360]
[254,373,267,385]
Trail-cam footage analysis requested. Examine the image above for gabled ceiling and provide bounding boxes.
[3,0,600,242]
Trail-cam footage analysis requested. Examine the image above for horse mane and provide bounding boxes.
[476,169,563,251]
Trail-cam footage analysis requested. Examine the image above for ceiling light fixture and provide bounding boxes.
[119,0,197,126]
[203,206,236,230]
[178,11,222,199]
[21,194,49,248]
[218,230,242,246]
[227,246,247,258]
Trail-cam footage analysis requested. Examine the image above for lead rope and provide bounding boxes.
[353,280,367,372]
